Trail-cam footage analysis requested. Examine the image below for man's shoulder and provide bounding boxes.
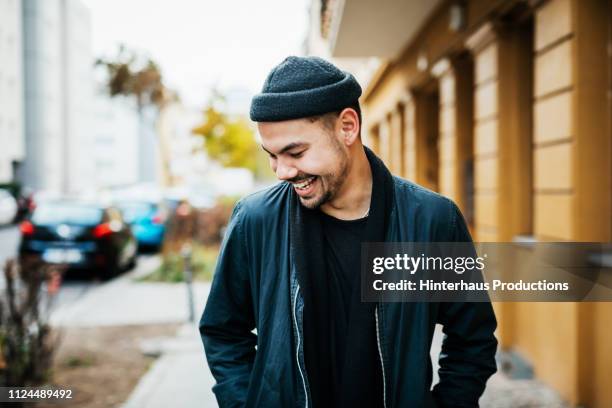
[391,176,463,239]
[392,176,457,213]
[233,181,292,224]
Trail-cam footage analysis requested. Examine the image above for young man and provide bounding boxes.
[200,56,498,408]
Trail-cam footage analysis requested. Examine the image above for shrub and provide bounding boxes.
[150,196,238,283]
[193,198,237,246]
[140,245,219,283]
[0,258,62,386]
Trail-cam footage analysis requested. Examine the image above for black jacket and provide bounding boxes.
[200,177,498,407]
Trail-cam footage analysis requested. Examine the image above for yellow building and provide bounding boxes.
[319,0,612,406]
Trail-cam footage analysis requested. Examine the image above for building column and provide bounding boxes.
[402,94,417,182]
[430,54,474,225]
[465,19,534,358]
[365,123,381,155]
[412,87,440,192]
[389,105,404,176]
[466,21,533,243]
[378,116,391,166]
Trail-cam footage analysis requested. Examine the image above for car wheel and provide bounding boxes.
[100,259,120,281]
[126,254,138,271]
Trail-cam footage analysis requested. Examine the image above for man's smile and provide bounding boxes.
[292,176,318,196]
[292,176,316,189]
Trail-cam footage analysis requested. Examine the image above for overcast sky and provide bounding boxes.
[83,0,310,110]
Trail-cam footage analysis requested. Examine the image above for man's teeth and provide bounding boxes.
[293,177,316,190]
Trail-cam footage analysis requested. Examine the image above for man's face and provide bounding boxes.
[258,117,349,209]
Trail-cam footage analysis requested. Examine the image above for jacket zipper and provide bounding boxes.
[375,305,388,408]
[295,287,384,408]
[293,285,309,408]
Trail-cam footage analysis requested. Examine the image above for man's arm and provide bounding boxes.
[432,202,498,407]
[199,202,257,408]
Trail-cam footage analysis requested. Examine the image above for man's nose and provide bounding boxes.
[275,161,298,181]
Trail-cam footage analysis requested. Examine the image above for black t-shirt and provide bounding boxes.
[318,211,384,407]
[321,211,368,344]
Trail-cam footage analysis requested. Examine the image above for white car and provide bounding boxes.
[0,189,17,226]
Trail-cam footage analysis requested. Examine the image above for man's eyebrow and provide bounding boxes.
[261,142,309,156]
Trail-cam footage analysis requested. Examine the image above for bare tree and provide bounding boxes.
[0,258,62,388]
[96,45,177,186]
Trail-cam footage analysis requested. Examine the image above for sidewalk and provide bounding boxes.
[122,323,217,408]
[480,373,569,408]
[123,322,566,408]
[48,255,218,406]
[50,256,210,327]
[430,325,568,408]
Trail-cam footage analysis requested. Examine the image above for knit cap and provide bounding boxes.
[250,56,362,122]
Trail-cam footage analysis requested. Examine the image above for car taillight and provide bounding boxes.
[20,221,35,236]
[152,213,165,224]
[93,223,113,238]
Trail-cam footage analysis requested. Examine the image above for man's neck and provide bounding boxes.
[320,147,372,220]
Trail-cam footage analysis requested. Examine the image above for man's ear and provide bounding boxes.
[338,108,360,146]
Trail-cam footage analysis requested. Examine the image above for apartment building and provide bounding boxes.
[0,0,25,184]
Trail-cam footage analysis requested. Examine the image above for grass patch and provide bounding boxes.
[139,245,220,283]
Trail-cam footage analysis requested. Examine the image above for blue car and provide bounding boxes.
[18,200,138,279]
[117,201,167,251]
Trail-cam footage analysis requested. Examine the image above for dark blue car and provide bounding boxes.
[18,200,138,279]
[116,201,167,251]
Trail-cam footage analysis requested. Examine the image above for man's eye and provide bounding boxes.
[289,151,305,158]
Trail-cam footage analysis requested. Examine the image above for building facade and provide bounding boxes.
[323,0,612,406]
[61,0,94,193]
[0,0,25,184]
[20,0,93,193]
[91,92,140,189]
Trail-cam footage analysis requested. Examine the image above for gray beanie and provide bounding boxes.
[250,56,362,122]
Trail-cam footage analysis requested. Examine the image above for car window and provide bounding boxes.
[117,202,156,222]
[32,203,104,226]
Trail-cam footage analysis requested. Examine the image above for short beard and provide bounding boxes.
[300,137,349,209]
[300,188,333,210]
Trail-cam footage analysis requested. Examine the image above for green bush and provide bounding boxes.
[140,245,220,283]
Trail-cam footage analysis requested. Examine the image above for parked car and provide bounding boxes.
[116,200,167,251]
[18,200,138,279]
[0,189,18,226]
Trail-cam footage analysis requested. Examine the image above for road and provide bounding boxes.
[0,224,106,310]
[0,225,202,323]
[0,224,142,314]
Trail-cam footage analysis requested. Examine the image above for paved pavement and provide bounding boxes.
[49,255,210,327]
[120,308,566,408]
[431,325,567,407]
[122,324,217,408]
[431,327,568,407]
[480,373,569,408]
[46,254,218,407]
